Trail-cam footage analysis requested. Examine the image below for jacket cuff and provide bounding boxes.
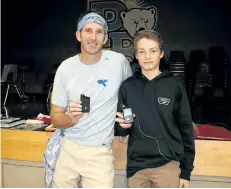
[114,124,130,136]
[180,169,191,181]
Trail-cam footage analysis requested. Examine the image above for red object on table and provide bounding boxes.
[31,117,51,124]
[194,123,231,141]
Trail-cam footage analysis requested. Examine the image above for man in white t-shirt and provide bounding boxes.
[50,11,132,188]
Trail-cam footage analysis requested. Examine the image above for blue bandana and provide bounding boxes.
[77,13,108,33]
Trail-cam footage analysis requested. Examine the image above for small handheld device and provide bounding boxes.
[80,94,90,113]
[123,108,133,124]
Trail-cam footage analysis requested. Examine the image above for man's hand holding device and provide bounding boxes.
[68,94,90,125]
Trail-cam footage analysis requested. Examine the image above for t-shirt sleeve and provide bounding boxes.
[51,64,68,108]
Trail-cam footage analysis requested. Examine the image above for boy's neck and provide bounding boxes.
[142,68,161,80]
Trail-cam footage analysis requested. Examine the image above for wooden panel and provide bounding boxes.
[0,162,3,188]
[193,140,231,177]
[1,130,52,162]
[192,181,231,188]
[1,130,231,178]
[3,164,45,188]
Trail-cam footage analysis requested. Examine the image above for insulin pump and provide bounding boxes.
[81,94,90,113]
[120,104,133,124]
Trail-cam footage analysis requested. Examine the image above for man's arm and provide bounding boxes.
[50,102,83,128]
[50,64,83,128]
[177,84,195,181]
[50,104,73,128]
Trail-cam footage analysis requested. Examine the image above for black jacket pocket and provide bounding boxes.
[129,139,174,161]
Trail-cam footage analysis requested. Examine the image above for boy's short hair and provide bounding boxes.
[134,30,164,52]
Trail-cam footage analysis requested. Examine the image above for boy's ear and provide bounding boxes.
[160,50,164,59]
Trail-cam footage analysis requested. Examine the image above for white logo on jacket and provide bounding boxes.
[158,97,170,105]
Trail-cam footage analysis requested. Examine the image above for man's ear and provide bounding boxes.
[160,50,164,59]
[103,33,108,45]
[76,31,81,42]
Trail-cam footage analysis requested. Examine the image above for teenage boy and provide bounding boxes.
[115,30,195,188]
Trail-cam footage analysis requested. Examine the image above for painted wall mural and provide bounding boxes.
[87,0,158,62]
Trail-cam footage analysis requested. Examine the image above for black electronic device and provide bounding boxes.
[80,94,90,113]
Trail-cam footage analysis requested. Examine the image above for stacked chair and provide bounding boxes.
[168,51,188,89]
[195,62,213,88]
[188,50,213,121]
[224,58,229,93]
[208,47,230,122]
[188,50,206,100]
[193,61,213,122]
[209,47,230,97]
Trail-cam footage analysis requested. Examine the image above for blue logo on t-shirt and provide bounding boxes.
[98,79,108,87]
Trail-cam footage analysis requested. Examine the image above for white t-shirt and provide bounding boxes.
[51,50,132,146]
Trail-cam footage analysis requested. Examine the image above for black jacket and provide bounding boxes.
[115,70,195,181]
